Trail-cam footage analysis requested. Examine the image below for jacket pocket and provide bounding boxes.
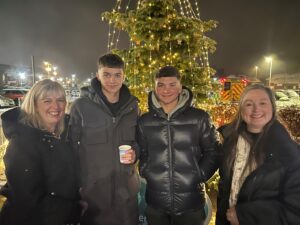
[82,121,108,145]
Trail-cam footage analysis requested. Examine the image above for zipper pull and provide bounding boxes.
[112,117,116,123]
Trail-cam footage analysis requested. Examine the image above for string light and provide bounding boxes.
[102,0,216,108]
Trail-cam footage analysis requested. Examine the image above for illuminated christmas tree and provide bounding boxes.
[102,0,217,110]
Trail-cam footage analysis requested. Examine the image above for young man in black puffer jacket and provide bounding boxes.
[137,66,218,225]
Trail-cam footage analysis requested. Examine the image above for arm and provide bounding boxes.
[136,119,148,178]
[198,113,218,182]
[68,101,83,149]
[236,162,300,225]
[3,139,44,224]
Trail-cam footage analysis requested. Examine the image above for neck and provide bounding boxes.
[161,100,178,114]
[102,90,119,103]
[46,126,56,135]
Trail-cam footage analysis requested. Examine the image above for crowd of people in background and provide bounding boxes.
[0,53,299,225]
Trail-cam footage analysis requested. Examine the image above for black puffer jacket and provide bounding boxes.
[137,87,218,215]
[0,107,80,225]
[217,120,300,225]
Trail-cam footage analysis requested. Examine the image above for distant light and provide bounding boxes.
[19,72,25,79]
[265,56,272,63]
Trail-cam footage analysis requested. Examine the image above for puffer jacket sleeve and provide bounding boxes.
[236,159,300,225]
[2,138,44,224]
[137,118,148,178]
[197,112,218,182]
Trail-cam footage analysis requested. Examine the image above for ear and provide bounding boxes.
[178,83,183,93]
[96,71,100,81]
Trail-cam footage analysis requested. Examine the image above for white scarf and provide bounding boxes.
[229,135,257,207]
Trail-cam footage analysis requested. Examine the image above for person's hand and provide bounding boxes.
[79,200,88,216]
[226,207,239,225]
[120,149,136,164]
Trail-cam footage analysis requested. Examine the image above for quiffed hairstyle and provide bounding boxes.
[98,53,124,70]
[155,66,180,79]
[20,79,66,135]
[223,84,277,175]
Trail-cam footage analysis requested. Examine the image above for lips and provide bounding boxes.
[251,114,263,119]
[48,111,63,119]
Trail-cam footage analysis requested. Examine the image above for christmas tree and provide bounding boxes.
[102,0,217,110]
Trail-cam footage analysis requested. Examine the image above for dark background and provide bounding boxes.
[0,0,299,80]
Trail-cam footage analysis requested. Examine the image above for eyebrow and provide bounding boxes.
[157,82,177,85]
[244,98,269,102]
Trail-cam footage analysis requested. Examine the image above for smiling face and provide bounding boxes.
[241,89,273,133]
[155,77,182,113]
[97,67,124,100]
[36,91,66,133]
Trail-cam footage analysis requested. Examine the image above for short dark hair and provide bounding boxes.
[98,53,124,70]
[155,66,180,79]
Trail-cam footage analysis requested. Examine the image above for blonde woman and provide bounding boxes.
[0,79,80,225]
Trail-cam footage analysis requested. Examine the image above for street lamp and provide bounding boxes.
[44,61,52,78]
[265,57,273,87]
[19,72,25,87]
[254,66,259,79]
[53,66,58,77]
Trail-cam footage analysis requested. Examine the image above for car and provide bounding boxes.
[1,88,29,105]
[0,95,15,108]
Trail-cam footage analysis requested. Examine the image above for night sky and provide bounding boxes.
[0,0,300,80]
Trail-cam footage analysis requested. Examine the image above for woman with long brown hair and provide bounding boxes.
[216,84,300,225]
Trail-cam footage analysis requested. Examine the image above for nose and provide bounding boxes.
[51,101,60,109]
[253,103,259,112]
[109,75,116,83]
[162,85,172,93]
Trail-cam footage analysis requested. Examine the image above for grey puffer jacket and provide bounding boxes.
[137,87,218,215]
[69,78,140,212]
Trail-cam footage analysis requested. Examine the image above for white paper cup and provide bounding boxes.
[119,145,131,163]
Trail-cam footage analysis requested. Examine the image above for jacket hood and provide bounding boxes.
[0,107,33,140]
[1,107,70,141]
[148,86,193,117]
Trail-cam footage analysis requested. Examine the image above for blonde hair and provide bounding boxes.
[20,79,66,135]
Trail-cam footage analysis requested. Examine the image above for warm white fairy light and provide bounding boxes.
[194,0,201,19]
[182,0,192,18]
[178,0,188,17]
[178,0,185,16]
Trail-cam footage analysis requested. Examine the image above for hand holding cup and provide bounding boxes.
[119,145,136,164]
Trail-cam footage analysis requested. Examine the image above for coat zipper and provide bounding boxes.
[167,120,174,214]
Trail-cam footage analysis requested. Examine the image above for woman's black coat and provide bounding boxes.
[216,120,300,225]
[0,107,80,225]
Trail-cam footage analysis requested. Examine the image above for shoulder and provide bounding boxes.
[138,111,153,122]
[185,106,210,118]
[183,107,212,126]
[70,96,94,113]
[266,120,300,164]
